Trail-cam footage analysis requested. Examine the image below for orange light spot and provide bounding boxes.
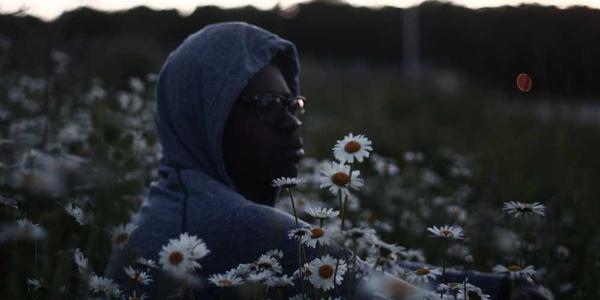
[516,73,532,92]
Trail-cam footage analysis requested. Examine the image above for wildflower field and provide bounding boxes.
[1,42,599,300]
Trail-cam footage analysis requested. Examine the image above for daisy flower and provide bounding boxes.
[304,226,333,248]
[64,203,86,225]
[332,133,373,164]
[288,228,311,243]
[158,233,210,278]
[289,294,310,300]
[89,274,122,298]
[427,225,465,240]
[371,154,400,176]
[136,257,158,269]
[233,263,258,278]
[503,201,546,218]
[15,218,46,240]
[127,291,149,300]
[264,249,284,259]
[73,248,91,274]
[293,263,311,281]
[370,240,405,268]
[319,161,363,197]
[403,151,424,163]
[458,283,491,299]
[271,177,304,188]
[265,274,295,288]
[307,255,347,291]
[124,266,153,285]
[306,206,340,220]
[26,278,44,291]
[437,282,462,296]
[492,264,536,280]
[255,254,283,274]
[246,271,271,283]
[208,272,242,287]
[407,266,441,284]
[110,223,138,249]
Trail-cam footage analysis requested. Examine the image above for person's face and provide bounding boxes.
[222,64,304,188]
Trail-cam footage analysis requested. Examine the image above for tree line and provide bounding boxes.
[1,0,599,98]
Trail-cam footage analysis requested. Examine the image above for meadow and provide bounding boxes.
[0,50,598,299]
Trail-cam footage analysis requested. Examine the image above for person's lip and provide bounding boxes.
[281,137,304,151]
[282,148,305,162]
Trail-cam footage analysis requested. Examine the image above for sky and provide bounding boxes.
[1,0,598,20]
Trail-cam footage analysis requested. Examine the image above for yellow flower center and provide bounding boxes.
[169,251,184,265]
[311,228,325,238]
[331,172,350,186]
[258,262,272,269]
[415,267,430,276]
[319,265,334,279]
[441,229,452,237]
[220,279,232,286]
[508,265,522,272]
[115,233,129,244]
[344,141,361,153]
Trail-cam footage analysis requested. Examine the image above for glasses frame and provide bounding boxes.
[238,92,306,123]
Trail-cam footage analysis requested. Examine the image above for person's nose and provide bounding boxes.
[278,110,302,133]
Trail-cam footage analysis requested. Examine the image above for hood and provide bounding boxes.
[155,22,300,188]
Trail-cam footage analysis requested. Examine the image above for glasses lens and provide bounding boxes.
[256,95,285,122]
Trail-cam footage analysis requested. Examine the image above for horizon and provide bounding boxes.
[1,0,599,21]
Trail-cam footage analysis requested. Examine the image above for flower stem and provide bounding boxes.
[287,188,299,227]
[34,240,38,277]
[440,257,447,298]
[333,191,345,287]
[519,213,526,297]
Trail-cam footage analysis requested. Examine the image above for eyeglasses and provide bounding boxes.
[239,92,306,123]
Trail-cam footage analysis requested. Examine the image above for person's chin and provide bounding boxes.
[277,162,299,179]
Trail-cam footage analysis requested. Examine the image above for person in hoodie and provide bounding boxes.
[106,22,553,300]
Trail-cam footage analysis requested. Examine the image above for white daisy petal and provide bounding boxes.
[124,265,153,285]
[208,272,242,287]
[493,264,536,280]
[271,177,305,188]
[306,206,340,220]
[307,255,346,291]
[407,266,442,284]
[303,226,333,248]
[502,201,546,218]
[158,233,210,279]
[89,274,122,298]
[110,223,138,249]
[427,225,465,240]
[332,133,373,164]
[318,161,363,197]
